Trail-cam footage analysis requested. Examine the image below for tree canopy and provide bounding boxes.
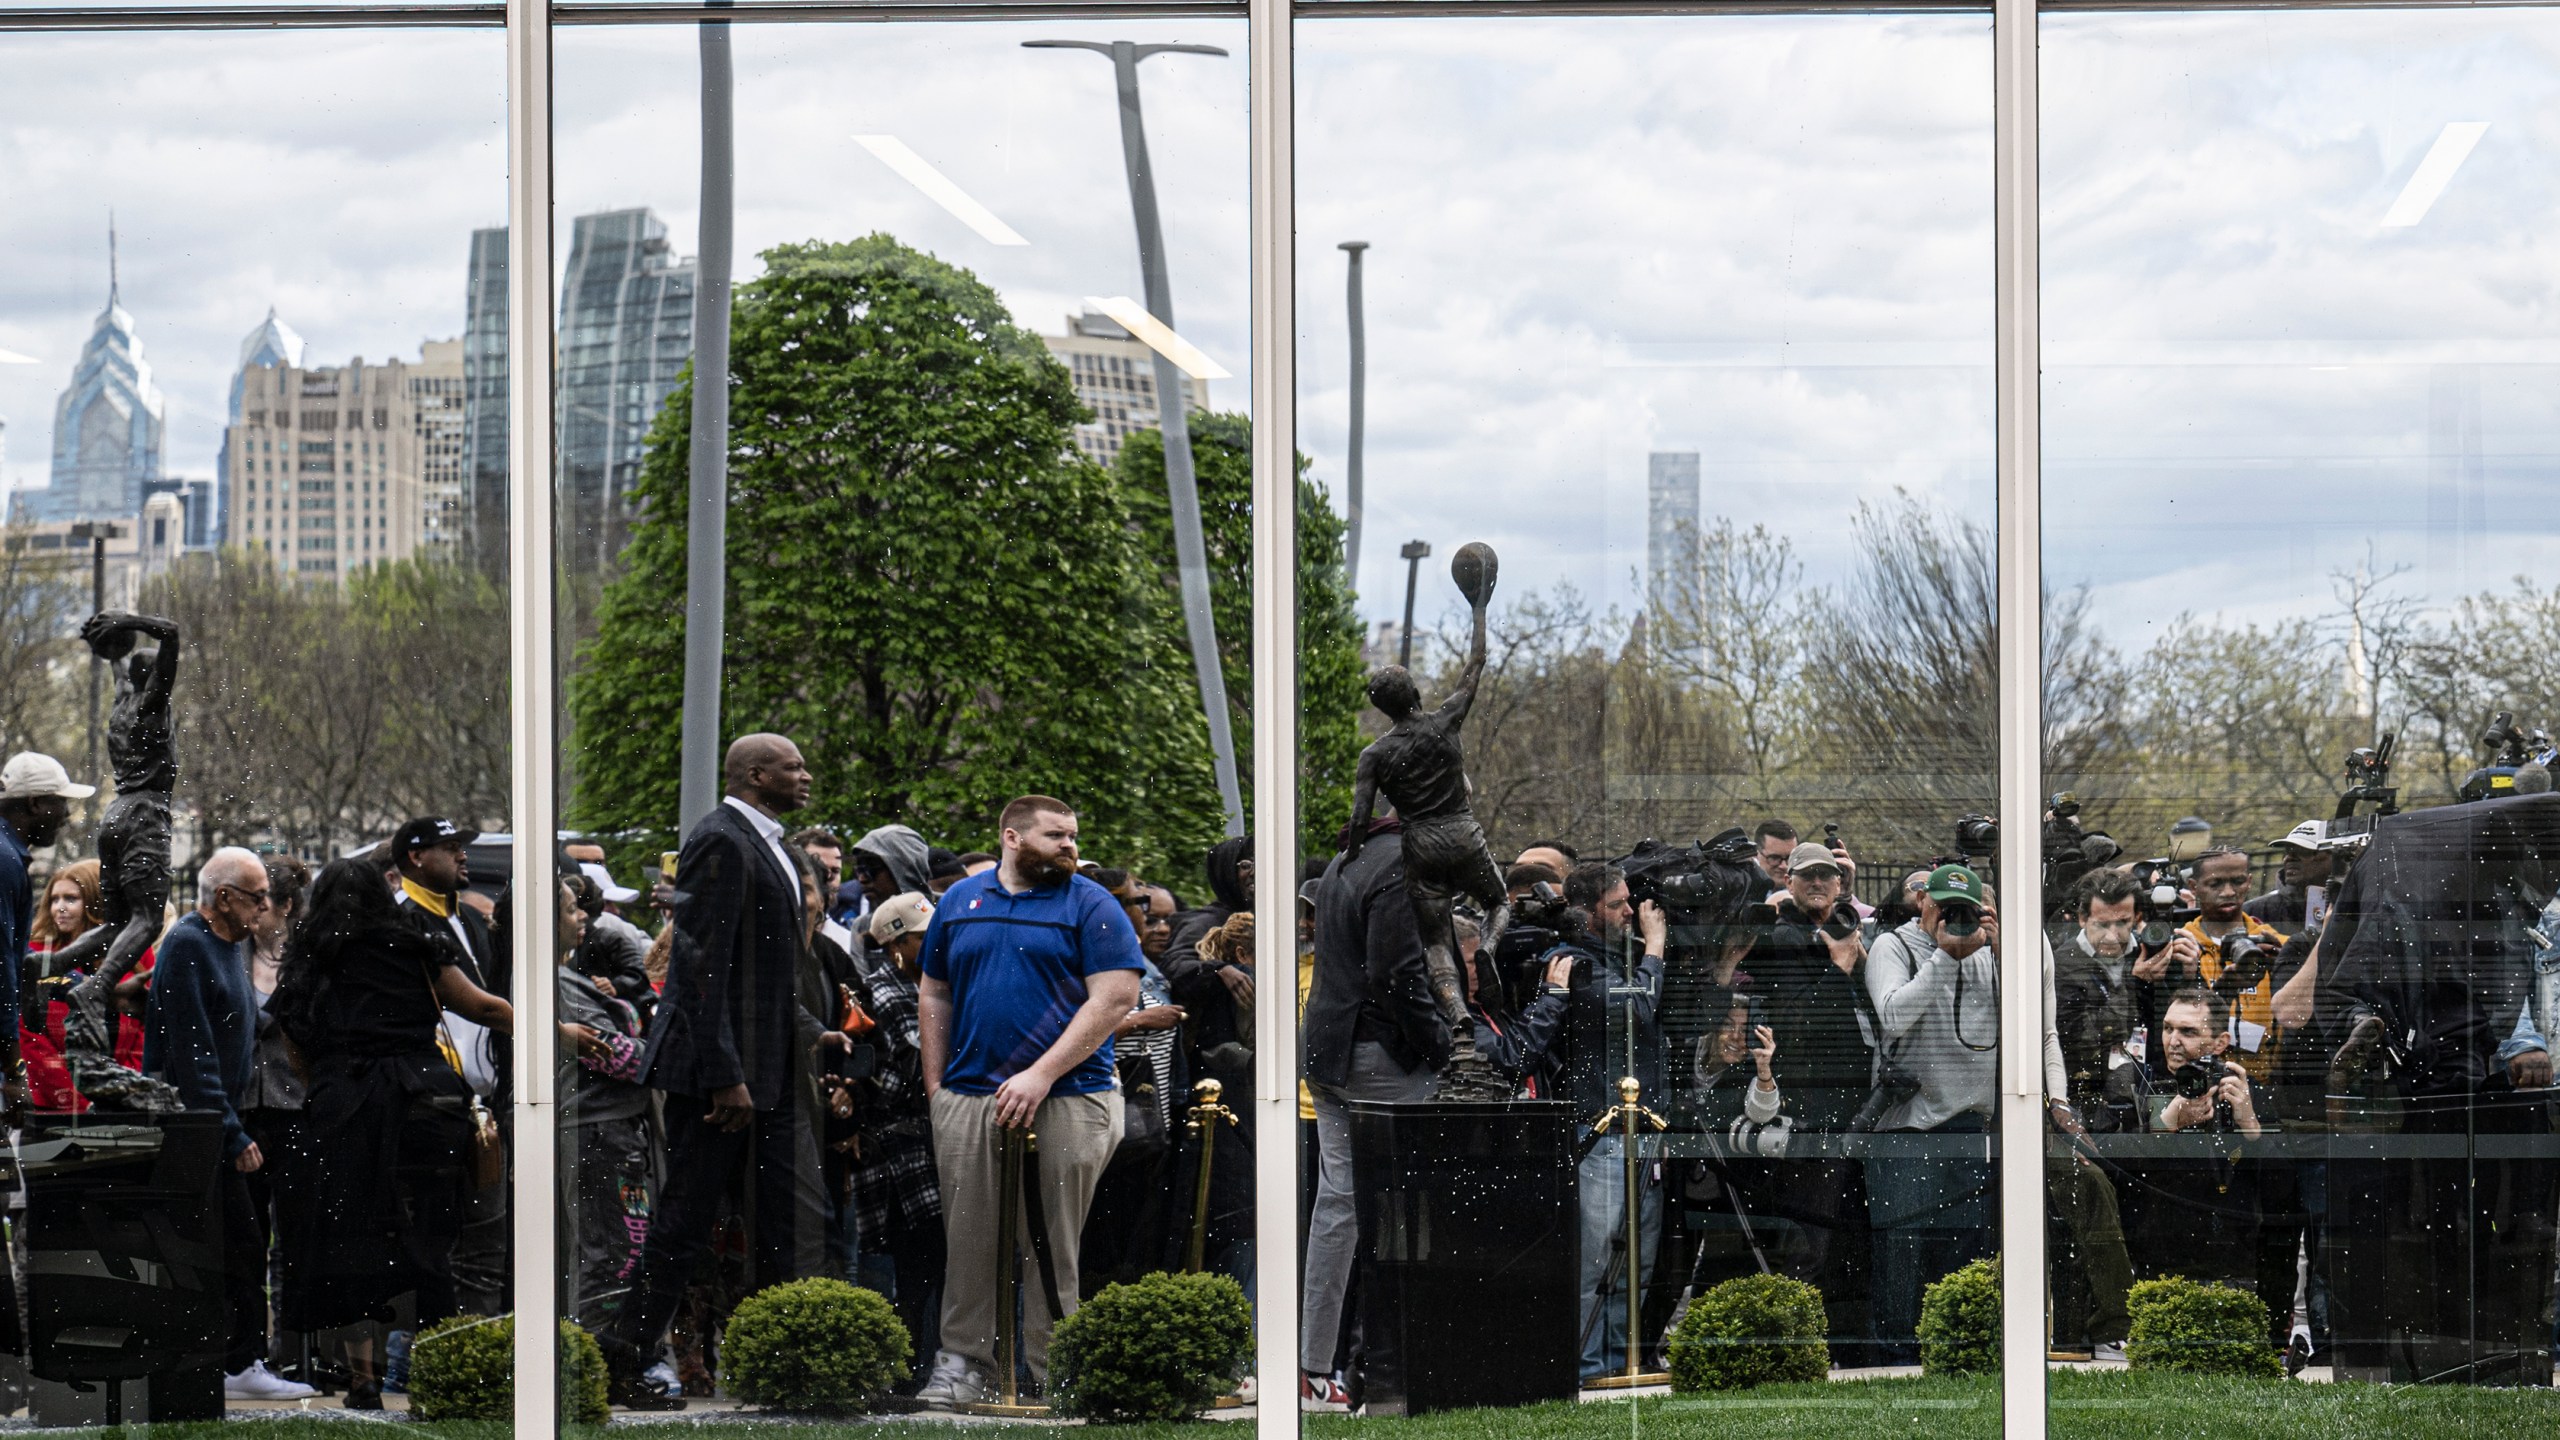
[566,235,1230,875]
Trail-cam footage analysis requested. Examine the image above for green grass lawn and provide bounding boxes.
[124,1371,2560,1439]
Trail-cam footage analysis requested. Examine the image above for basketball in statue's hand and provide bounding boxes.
[1451,542,1499,608]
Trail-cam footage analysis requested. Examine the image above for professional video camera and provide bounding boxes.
[1492,879,1575,1010]
[1953,812,2000,864]
[2331,731,2399,840]
[1618,829,1770,956]
[2457,712,2557,803]
[2042,792,2123,918]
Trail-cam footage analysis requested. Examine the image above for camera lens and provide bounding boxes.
[1938,901,1982,938]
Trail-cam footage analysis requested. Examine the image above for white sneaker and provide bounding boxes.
[225,1361,319,1401]
[915,1350,988,1410]
[2093,1342,2127,1365]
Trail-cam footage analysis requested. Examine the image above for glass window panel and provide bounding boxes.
[1295,11,1996,1426]
[2045,6,2560,1425]
[549,15,1254,1421]
[0,23,508,1426]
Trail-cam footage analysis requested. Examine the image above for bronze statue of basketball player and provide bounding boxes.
[55,610,185,1111]
[1345,542,1511,1102]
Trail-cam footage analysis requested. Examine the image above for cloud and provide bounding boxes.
[5,6,2556,669]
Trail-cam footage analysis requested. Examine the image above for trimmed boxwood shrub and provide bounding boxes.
[407,1315,608,1423]
[1049,1271,1253,1422]
[721,1278,913,1411]
[1665,1274,1831,1392]
[1918,1257,2001,1376]
[2125,1276,2284,1378]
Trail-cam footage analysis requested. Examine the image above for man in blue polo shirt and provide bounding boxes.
[914,794,1142,1409]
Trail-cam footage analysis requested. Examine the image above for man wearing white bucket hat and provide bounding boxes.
[0,752,98,1099]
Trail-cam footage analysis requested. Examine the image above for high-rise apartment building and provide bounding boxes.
[461,226,509,575]
[219,308,305,546]
[411,338,467,563]
[226,350,430,584]
[1040,309,1206,469]
[1647,450,1701,612]
[557,208,694,574]
[31,257,165,524]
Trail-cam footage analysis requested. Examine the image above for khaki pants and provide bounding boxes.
[931,1087,1123,1385]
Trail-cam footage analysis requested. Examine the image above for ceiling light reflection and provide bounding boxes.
[1084,296,1232,381]
[852,135,1028,247]
[2381,122,2489,227]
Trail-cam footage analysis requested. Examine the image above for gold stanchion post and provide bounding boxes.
[961,1124,1051,1417]
[1582,1076,1669,1389]
[1184,1078,1239,1274]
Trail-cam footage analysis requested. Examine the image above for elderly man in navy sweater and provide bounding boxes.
[144,846,315,1402]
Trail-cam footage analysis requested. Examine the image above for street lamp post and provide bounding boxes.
[66,520,124,794]
[1339,241,1369,592]
[1398,539,1430,671]
[1025,37,1244,838]
[678,18,735,834]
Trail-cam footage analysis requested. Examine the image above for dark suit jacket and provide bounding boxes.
[641,801,812,1108]
[1303,830,1449,1089]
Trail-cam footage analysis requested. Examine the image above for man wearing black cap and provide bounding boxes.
[391,816,508,1314]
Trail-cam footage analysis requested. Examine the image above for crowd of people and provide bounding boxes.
[3,724,2554,1415]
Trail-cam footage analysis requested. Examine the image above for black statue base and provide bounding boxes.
[16,1111,228,1411]
[1346,1098,1578,1415]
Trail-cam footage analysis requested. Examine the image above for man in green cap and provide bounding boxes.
[1864,860,2003,1362]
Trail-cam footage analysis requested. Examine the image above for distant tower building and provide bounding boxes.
[226,350,431,585]
[1646,451,1701,612]
[36,232,165,524]
[411,338,467,563]
[1041,309,1206,469]
[557,209,695,575]
[461,226,509,575]
[220,309,305,546]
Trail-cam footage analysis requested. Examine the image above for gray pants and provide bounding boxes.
[931,1087,1122,1386]
[1299,1040,1435,1375]
[1578,1135,1663,1379]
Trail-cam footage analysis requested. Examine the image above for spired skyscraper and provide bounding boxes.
[34,238,166,524]
[556,208,694,575]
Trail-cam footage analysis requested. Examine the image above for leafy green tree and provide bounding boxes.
[1111,416,1367,862]
[566,236,1222,876]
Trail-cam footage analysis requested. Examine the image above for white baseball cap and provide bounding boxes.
[2275,820,2329,853]
[0,752,97,800]
[868,892,935,945]
[578,861,640,905]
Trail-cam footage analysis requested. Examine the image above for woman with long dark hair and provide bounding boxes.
[271,857,511,1408]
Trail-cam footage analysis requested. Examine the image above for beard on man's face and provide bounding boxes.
[1016,844,1076,887]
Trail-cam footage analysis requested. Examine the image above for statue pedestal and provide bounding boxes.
[1346,1098,1579,1415]
[17,1112,226,1419]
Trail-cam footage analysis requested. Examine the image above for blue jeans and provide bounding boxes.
[1579,1135,1663,1380]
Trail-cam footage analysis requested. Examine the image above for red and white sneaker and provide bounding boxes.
[1299,1372,1351,1412]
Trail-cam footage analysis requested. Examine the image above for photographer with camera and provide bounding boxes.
[1463,912,1568,1096]
[1761,842,1876,1130]
[1863,863,2002,1361]
[1540,862,1672,1383]
[1692,996,1782,1127]
[2102,987,2288,1334]
[2181,848,2292,1083]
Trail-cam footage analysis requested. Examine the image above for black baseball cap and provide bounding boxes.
[394,816,480,858]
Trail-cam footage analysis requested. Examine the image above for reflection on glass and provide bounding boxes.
[2044,5,2560,1418]
[0,25,506,1426]
[549,18,1257,1419]
[1295,12,1996,1422]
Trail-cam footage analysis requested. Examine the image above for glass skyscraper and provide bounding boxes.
[556,207,694,576]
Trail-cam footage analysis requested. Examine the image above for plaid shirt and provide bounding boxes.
[849,945,940,1236]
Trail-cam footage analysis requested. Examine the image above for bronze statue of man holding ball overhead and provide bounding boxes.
[1345,541,1512,1101]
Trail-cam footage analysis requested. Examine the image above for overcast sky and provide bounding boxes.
[5,9,2558,655]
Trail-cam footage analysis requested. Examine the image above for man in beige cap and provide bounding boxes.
[1,752,98,1097]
